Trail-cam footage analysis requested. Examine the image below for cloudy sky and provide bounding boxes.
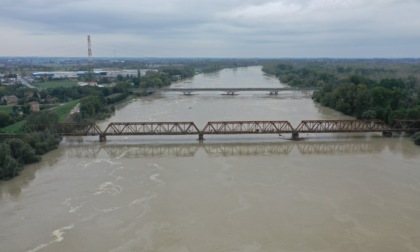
[1,0,420,58]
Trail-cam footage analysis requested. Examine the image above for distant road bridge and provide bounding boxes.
[131,87,315,95]
[161,87,315,95]
[28,119,420,142]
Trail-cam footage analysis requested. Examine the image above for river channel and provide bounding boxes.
[1,66,420,251]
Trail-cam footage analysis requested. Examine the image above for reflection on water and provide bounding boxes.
[64,138,403,159]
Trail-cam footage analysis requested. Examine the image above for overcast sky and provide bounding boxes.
[1,0,420,58]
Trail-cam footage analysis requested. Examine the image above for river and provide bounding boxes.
[1,66,420,252]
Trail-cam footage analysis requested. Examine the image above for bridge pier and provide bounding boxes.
[382,131,392,137]
[99,134,107,142]
[198,133,204,141]
[291,132,300,140]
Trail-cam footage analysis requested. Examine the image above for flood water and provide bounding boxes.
[1,66,420,252]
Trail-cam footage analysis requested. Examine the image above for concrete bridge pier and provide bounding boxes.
[291,132,300,140]
[198,133,204,141]
[99,134,107,142]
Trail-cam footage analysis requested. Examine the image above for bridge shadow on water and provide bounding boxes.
[62,135,413,159]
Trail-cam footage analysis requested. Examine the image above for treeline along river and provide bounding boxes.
[1,66,420,251]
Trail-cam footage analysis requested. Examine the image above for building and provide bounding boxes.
[1,95,18,105]
[31,69,146,79]
[32,71,80,79]
[28,102,40,112]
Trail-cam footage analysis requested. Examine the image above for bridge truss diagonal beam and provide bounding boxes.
[393,120,420,132]
[295,120,390,133]
[103,122,200,135]
[201,121,295,134]
[27,123,102,136]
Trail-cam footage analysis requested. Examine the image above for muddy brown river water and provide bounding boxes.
[1,66,420,251]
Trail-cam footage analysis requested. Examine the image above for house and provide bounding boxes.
[25,92,34,99]
[28,102,40,112]
[1,95,18,105]
[44,95,58,103]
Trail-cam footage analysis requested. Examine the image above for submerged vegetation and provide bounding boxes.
[0,111,62,180]
[263,59,420,145]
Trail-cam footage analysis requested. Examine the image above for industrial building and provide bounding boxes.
[32,69,142,79]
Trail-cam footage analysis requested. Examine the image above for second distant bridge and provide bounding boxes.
[133,87,315,95]
[29,119,420,142]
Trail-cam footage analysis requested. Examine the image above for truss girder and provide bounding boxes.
[202,121,295,134]
[295,120,390,133]
[393,120,420,132]
[28,123,102,136]
[37,119,420,140]
[103,122,200,135]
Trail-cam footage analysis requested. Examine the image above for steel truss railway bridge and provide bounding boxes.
[26,119,420,142]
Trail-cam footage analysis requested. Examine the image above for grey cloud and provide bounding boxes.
[1,0,420,57]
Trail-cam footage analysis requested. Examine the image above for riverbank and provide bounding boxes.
[262,61,420,145]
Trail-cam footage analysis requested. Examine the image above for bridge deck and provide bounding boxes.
[160,87,314,92]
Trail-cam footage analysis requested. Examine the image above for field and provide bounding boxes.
[0,99,80,133]
[0,120,26,133]
[33,80,78,89]
[52,99,80,122]
[0,106,13,113]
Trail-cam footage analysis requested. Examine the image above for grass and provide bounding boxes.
[1,120,26,134]
[51,99,80,122]
[0,106,13,114]
[33,80,78,89]
[0,99,80,133]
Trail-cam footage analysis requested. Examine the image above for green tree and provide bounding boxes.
[361,110,377,119]
[24,110,59,132]
[353,84,371,118]
[0,143,20,180]
[8,138,40,164]
[0,112,13,128]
